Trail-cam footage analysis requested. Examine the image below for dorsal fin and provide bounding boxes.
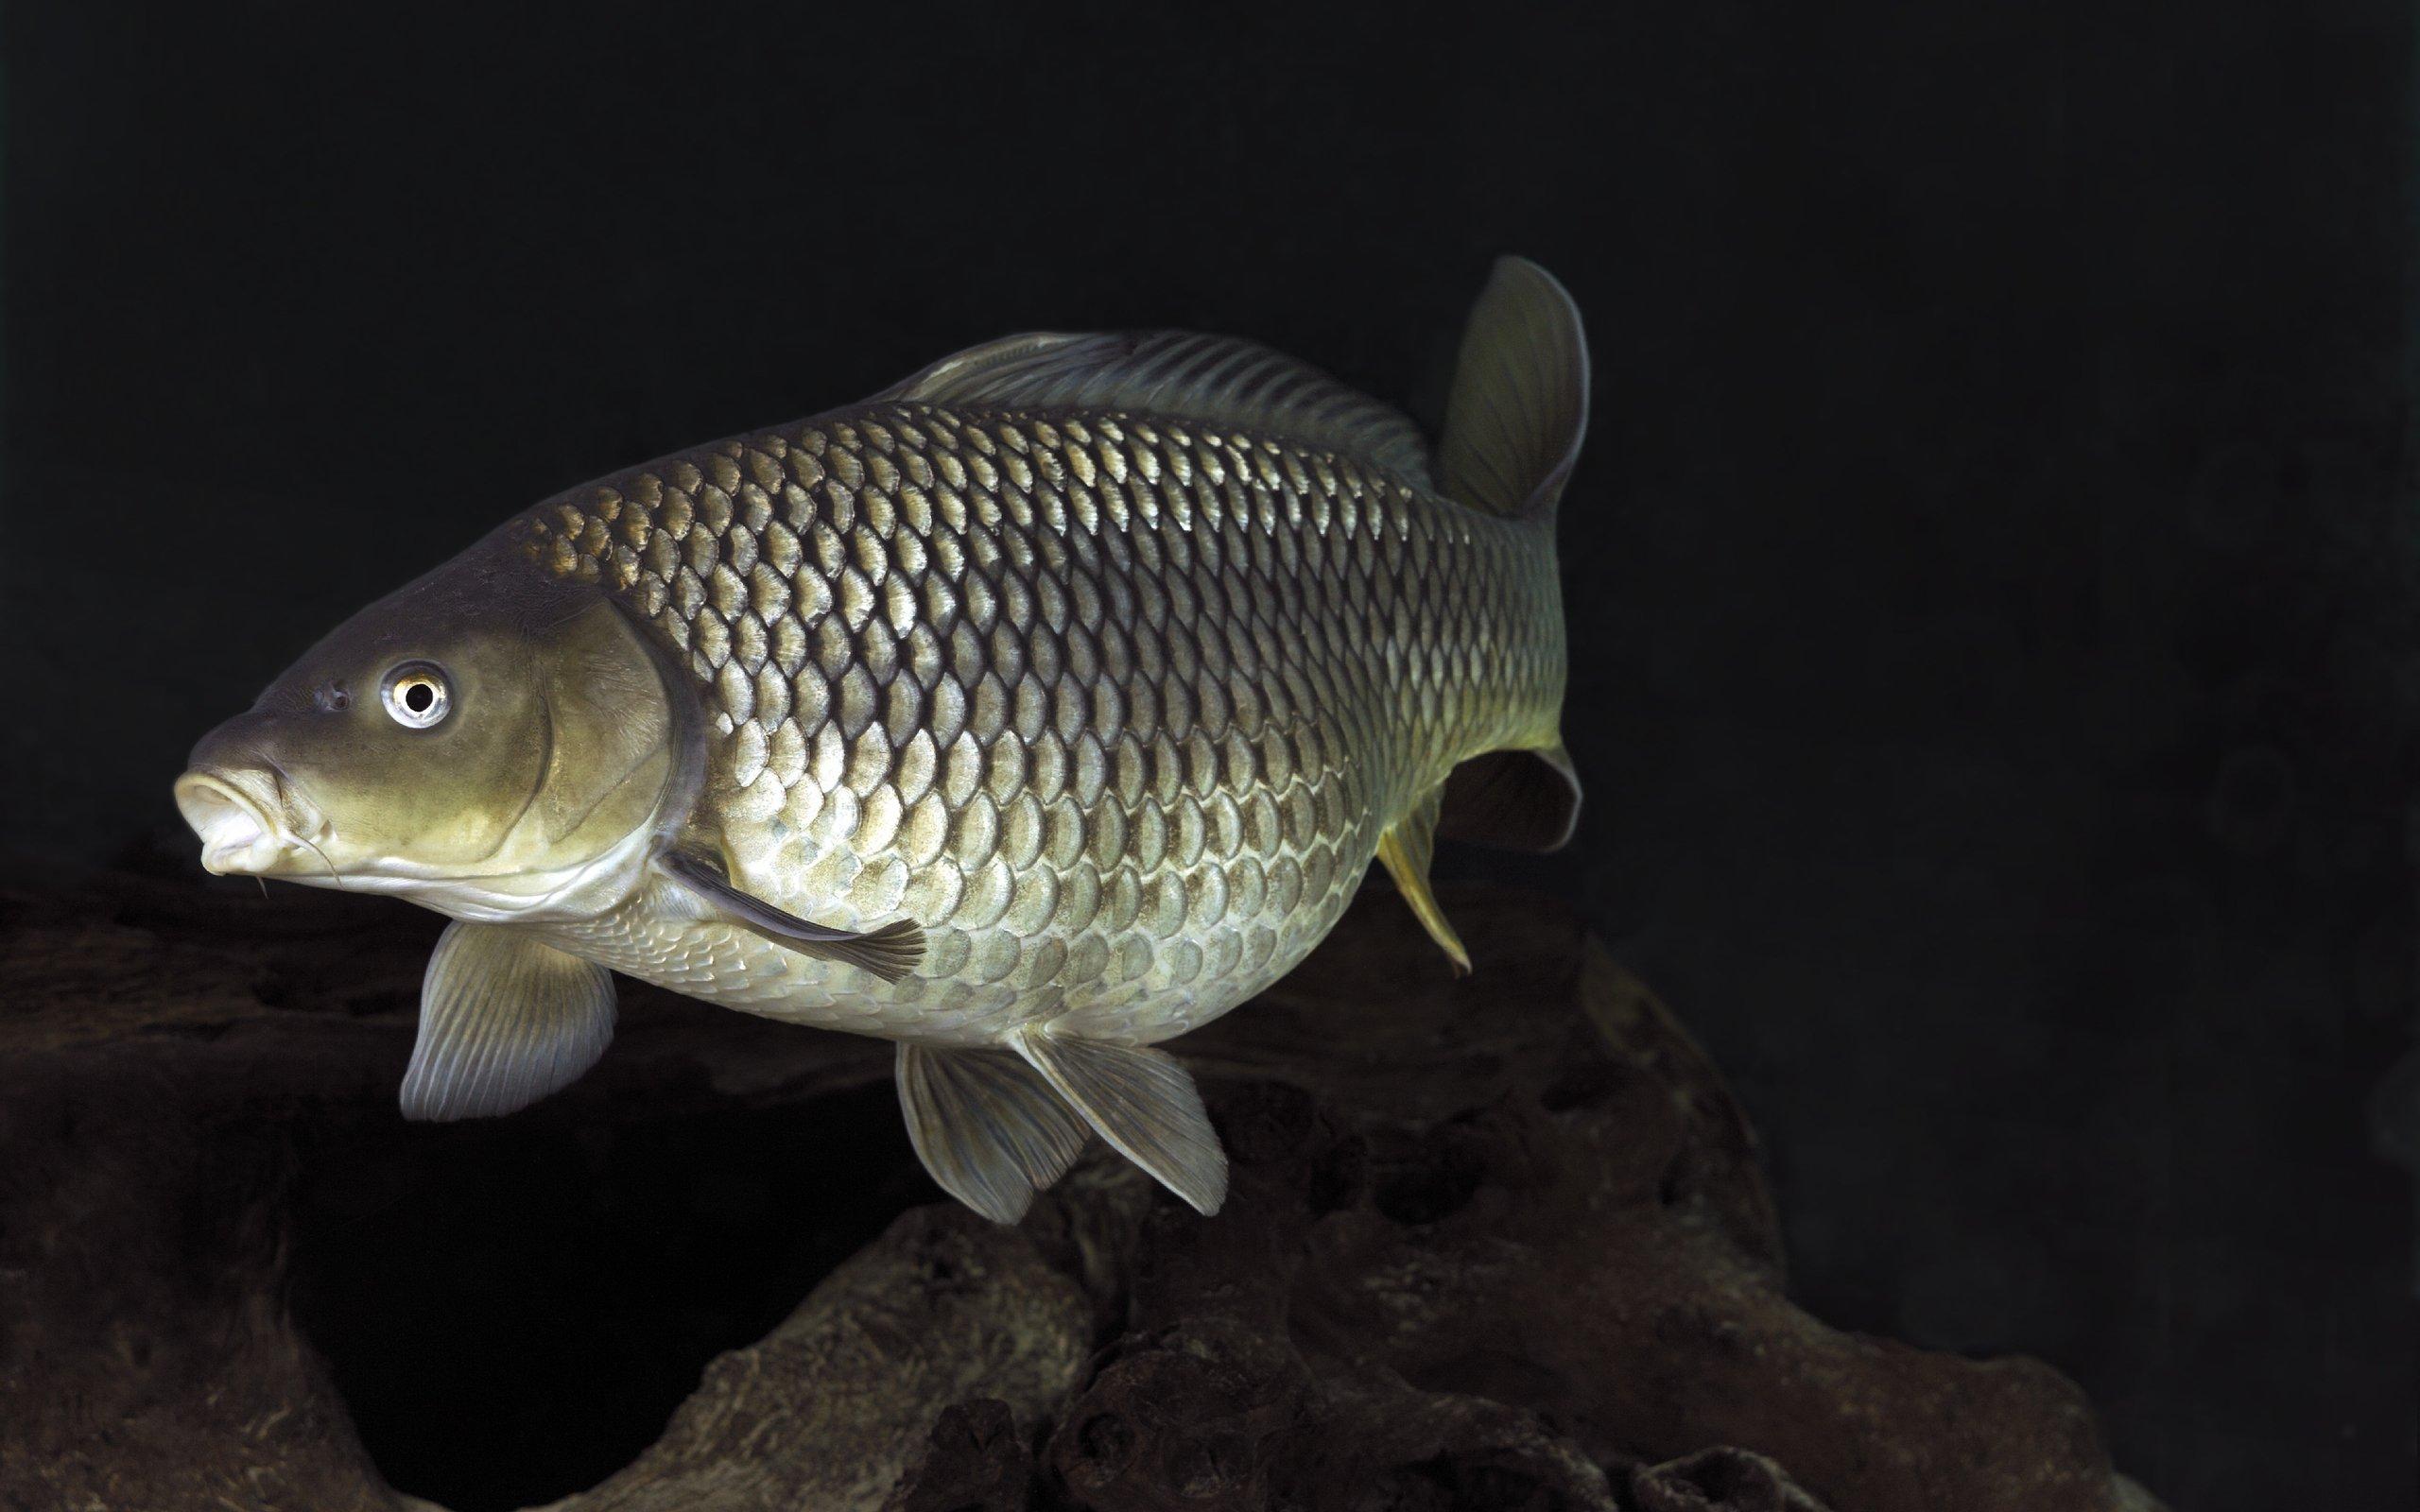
[873,329,1432,482]
[1436,257,1589,519]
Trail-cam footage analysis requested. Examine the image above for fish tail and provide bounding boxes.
[1436,256,1589,523]
[1396,258,1587,877]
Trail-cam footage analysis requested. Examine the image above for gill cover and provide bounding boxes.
[178,538,683,891]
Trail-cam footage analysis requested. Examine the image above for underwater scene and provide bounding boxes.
[2,5,2409,1510]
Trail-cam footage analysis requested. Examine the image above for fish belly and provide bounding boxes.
[518,401,1563,1048]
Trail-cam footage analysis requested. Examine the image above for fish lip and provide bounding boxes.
[174,769,295,875]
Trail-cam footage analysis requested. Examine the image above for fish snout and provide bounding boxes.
[177,715,315,875]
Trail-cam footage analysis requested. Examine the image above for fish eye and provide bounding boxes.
[379,662,453,730]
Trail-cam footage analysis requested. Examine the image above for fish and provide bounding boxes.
[175,257,1588,1223]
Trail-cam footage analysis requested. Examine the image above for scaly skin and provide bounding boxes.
[512,400,1564,1047]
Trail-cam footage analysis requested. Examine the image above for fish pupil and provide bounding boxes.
[404,683,432,713]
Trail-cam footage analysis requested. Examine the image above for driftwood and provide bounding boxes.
[0,868,2163,1512]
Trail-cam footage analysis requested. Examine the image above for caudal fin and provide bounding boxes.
[1426,260,1588,856]
[1437,257,1589,520]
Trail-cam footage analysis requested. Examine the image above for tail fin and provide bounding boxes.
[1426,259,1587,858]
[1437,257,1589,520]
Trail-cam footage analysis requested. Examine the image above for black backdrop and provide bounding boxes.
[5,4,2412,1508]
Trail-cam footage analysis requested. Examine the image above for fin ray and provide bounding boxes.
[875,329,1432,483]
[1438,743,1582,852]
[1013,1031,1227,1215]
[659,849,925,982]
[897,1044,1091,1224]
[401,922,617,1121]
[1437,257,1589,519]
[1376,784,1472,975]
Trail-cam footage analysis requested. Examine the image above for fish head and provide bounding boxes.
[176,541,687,911]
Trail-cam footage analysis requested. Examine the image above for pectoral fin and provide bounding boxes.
[1376,784,1472,976]
[658,849,925,982]
[897,1044,1092,1224]
[1013,1031,1227,1216]
[401,921,617,1121]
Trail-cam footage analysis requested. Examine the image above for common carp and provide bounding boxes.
[174,258,1588,1222]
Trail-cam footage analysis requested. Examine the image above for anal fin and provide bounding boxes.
[401,921,617,1121]
[1013,1031,1227,1216]
[1376,784,1473,976]
[896,1043,1091,1225]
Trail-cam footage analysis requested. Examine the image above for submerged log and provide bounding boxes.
[0,868,2163,1512]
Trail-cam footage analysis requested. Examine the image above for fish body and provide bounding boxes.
[177,259,1589,1221]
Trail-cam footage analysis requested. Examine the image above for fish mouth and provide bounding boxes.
[174,769,297,875]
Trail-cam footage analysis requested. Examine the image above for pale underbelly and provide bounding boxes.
[549,827,1375,1048]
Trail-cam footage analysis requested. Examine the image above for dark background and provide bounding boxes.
[6,4,2412,1509]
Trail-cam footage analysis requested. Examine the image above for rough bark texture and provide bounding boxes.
[0,868,2163,1511]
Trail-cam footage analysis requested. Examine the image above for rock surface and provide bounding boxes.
[0,868,2163,1511]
